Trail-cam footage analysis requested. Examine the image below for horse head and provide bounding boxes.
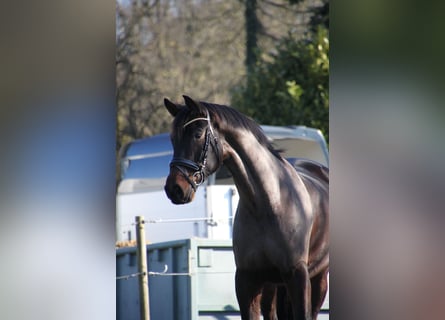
[163,95,223,204]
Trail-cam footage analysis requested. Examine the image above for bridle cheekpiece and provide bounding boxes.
[169,112,220,191]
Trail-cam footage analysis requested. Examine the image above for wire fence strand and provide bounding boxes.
[116,272,146,280]
[117,264,192,280]
[119,215,235,228]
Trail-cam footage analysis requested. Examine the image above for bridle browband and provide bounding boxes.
[169,112,221,191]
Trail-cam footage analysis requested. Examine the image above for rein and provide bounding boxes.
[169,112,221,191]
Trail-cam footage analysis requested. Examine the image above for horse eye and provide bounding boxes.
[194,129,203,139]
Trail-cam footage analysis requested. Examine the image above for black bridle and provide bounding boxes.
[169,112,221,191]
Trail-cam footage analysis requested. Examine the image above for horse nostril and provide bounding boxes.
[172,184,183,199]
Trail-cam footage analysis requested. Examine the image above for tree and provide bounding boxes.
[116,0,326,156]
[245,0,260,76]
[231,24,329,142]
[243,0,320,74]
[116,0,247,154]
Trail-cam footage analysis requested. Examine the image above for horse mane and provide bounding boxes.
[200,101,283,160]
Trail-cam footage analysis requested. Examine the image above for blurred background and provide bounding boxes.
[1,0,445,319]
[116,0,329,154]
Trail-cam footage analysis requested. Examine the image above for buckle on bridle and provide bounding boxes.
[192,170,205,186]
[169,157,205,191]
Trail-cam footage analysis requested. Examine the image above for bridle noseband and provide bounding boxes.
[169,112,221,191]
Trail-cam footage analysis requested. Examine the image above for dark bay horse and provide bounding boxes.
[164,96,329,320]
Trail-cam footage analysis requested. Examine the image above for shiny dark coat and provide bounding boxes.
[164,96,329,320]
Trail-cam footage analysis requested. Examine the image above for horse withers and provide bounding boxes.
[164,95,329,320]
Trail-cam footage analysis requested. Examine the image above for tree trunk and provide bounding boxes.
[245,0,259,76]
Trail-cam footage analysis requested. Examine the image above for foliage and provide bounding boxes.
[115,0,325,184]
[231,25,329,142]
[116,0,246,153]
[309,0,329,32]
[116,0,327,156]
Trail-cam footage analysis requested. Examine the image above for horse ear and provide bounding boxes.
[164,98,180,116]
[183,95,204,114]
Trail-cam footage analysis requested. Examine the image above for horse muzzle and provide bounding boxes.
[164,170,196,204]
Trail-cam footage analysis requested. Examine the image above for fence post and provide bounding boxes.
[136,216,150,320]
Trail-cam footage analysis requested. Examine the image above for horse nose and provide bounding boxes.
[164,183,184,203]
[171,184,184,199]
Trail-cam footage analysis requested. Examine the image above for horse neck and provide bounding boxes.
[222,130,286,211]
